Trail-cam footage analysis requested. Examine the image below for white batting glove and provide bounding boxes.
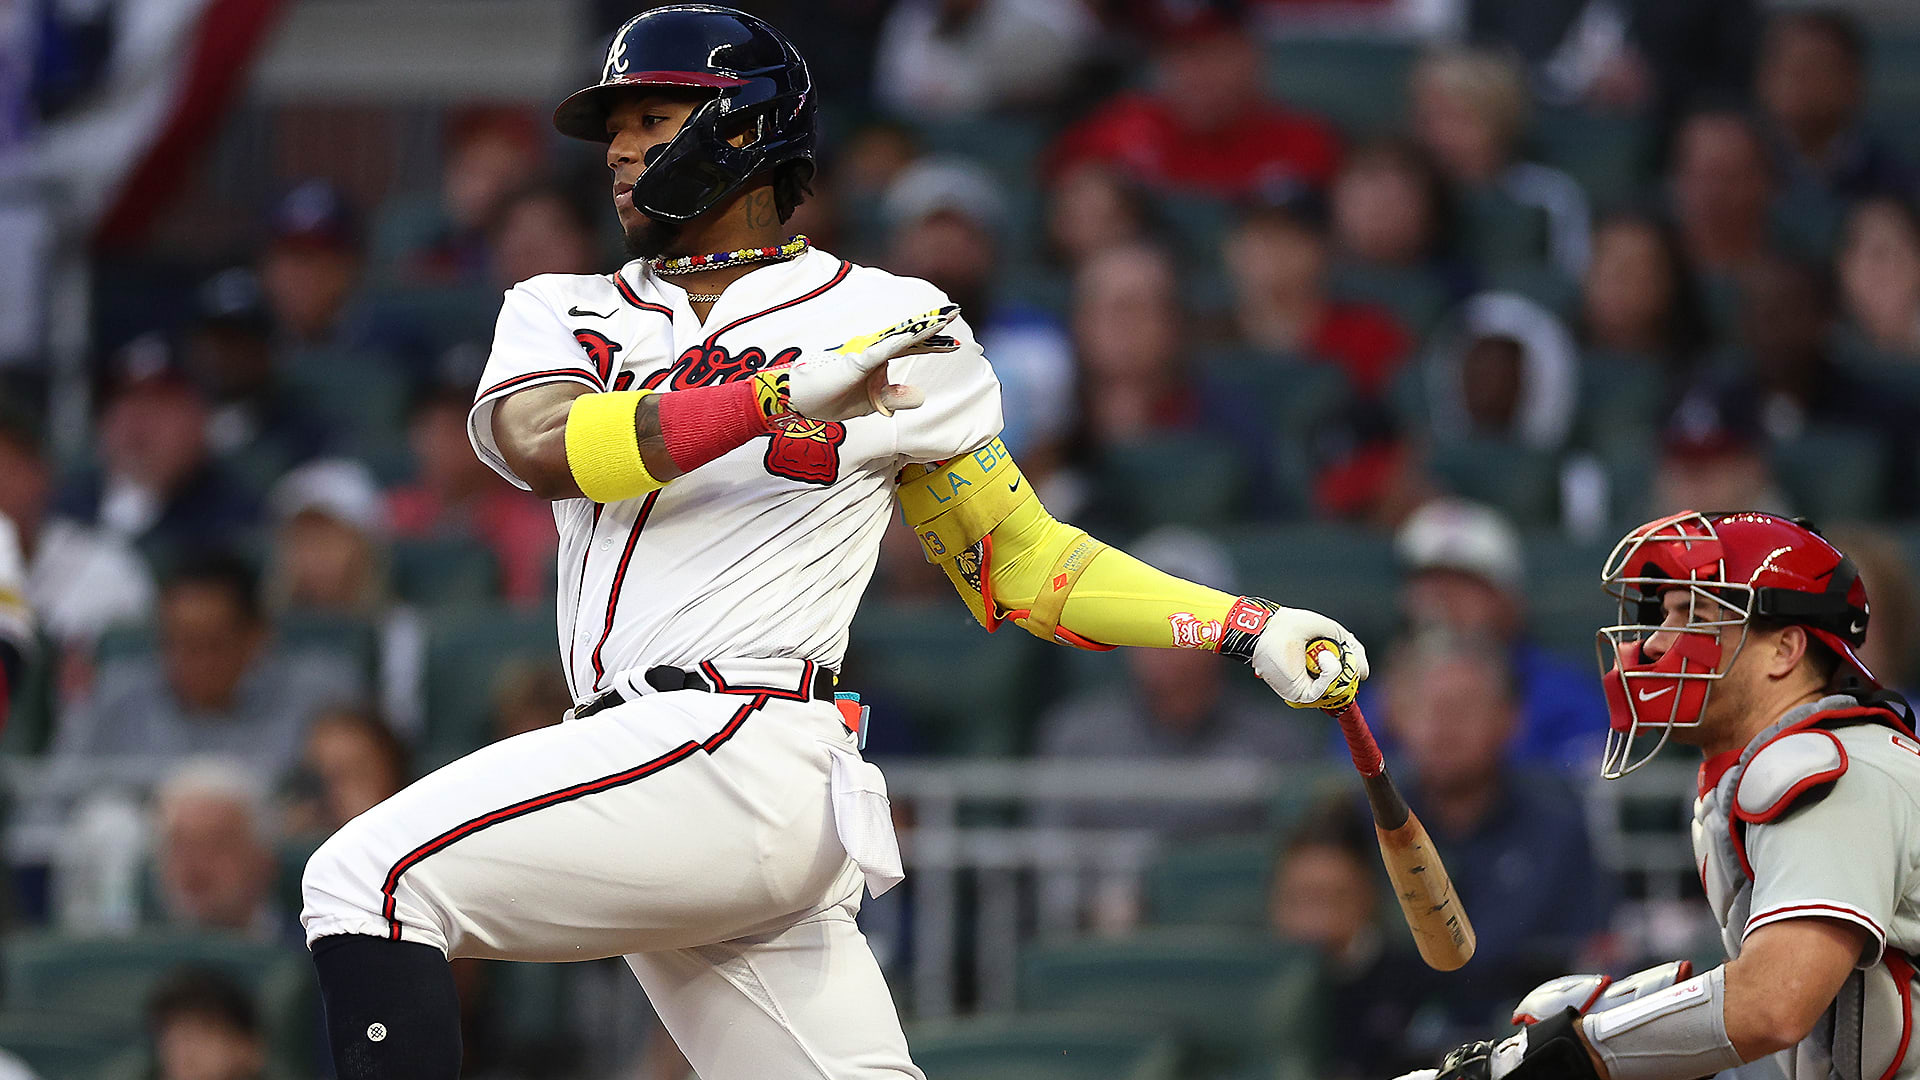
[1250,609,1369,710]
[787,305,961,421]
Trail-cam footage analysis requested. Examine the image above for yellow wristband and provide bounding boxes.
[565,390,665,503]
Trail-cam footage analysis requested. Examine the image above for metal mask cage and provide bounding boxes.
[1593,511,1759,779]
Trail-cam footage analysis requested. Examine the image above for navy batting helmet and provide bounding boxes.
[553,5,816,223]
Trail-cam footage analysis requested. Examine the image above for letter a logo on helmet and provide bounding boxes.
[554,5,816,223]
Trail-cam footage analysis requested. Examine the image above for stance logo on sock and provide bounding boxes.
[366,1023,388,1042]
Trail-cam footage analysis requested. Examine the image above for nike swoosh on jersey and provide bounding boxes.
[1008,478,1021,493]
[569,306,616,318]
[1637,686,1676,702]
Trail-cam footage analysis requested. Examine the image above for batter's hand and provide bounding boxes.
[1250,612,1368,709]
[791,305,962,421]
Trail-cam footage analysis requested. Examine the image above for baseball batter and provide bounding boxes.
[297,8,1369,1078]
[1393,510,1920,1080]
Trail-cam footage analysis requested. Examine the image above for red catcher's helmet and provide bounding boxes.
[1595,510,1874,779]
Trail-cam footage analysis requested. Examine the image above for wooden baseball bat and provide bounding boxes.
[1309,642,1477,972]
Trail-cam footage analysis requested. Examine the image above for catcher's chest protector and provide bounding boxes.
[1692,696,1920,1080]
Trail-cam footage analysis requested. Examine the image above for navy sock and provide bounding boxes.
[311,934,462,1080]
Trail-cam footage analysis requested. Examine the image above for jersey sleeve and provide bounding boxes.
[468,280,608,489]
[885,309,1004,464]
[1743,756,1915,967]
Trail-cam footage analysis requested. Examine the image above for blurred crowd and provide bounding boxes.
[6,0,1920,1077]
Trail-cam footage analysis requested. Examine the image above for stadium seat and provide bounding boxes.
[1772,426,1888,524]
[420,603,556,762]
[906,1013,1180,1080]
[1,932,315,1076]
[1327,263,1451,335]
[845,602,1039,756]
[1526,108,1651,210]
[1430,439,1562,526]
[0,1010,139,1080]
[1264,38,1416,138]
[1142,832,1276,929]
[282,348,412,456]
[1523,534,1617,662]
[1459,192,1550,273]
[1480,260,1580,321]
[1095,434,1250,529]
[391,537,501,606]
[1217,522,1400,653]
[1017,930,1319,1070]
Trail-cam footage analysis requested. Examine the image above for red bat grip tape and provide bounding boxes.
[1333,705,1385,778]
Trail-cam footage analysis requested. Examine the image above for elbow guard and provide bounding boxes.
[895,440,1111,648]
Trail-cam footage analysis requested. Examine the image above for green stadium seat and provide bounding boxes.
[365,285,502,348]
[1480,261,1580,321]
[845,602,1038,756]
[421,603,556,762]
[1526,108,1651,210]
[0,1010,139,1080]
[2,630,58,754]
[1265,38,1417,138]
[391,538,501,606]
[1156,194,1237,268]
[1095,434,1250,529]
[1327,263,1451,335]
[1523,534,1617,662]
[1017,930,1319,1070]
[1430,439,1562,527]
[1217,523,1399,654]
[906,1013,1180,1080]
[282,349,412,455]
[1,932,315,1077]
[1460,192,1550,272]
[1772,426,1888,524]
[1143,832,1276,929]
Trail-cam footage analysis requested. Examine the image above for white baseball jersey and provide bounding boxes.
[467,247,1003,699]
[305,249,999,1080]
[1693,694,1920,1080]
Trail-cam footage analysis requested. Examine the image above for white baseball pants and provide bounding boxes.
[300,659,921,1079]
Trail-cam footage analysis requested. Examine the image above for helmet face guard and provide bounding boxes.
[1596,511,1753,779]
[553,5,816,222]
[1595,509,1878,779]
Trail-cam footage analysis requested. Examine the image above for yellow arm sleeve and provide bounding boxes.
[896,442,1274,653]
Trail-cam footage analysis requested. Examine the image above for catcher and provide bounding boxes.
[1398,510,1919,1080]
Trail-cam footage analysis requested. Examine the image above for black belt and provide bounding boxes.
[573,664,836,720]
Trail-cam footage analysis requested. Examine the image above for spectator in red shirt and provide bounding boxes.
[1224,190,1413,395]
[1047,0,1339,198]
[385,386,556,607]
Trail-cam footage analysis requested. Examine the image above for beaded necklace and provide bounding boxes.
[651,234,810,277]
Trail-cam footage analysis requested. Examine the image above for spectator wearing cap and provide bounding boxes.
[1392,498,1607,769]
[51,333,262,571]
[260,179,365,346]
[185,267,334,484]
[45,553,362,793]
[1223,190,1412,396]
[1047,0,1340,199]
[144,966,277,1080]
[1036,529,1320,834]
[1757,9,1917,213]
[385,386,557,608]
[1649,381,1792,519]
[1409,47,1593,280]
[882,157,1076,465]
[266,459,428,736]
[872,0,1097,118]
[153,757,298,944]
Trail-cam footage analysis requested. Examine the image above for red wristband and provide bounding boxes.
[657,380,778,474]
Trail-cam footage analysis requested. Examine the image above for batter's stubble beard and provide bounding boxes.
[624,215,684,260]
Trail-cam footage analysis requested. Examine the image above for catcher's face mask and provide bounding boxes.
[1596,512,1751,779]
